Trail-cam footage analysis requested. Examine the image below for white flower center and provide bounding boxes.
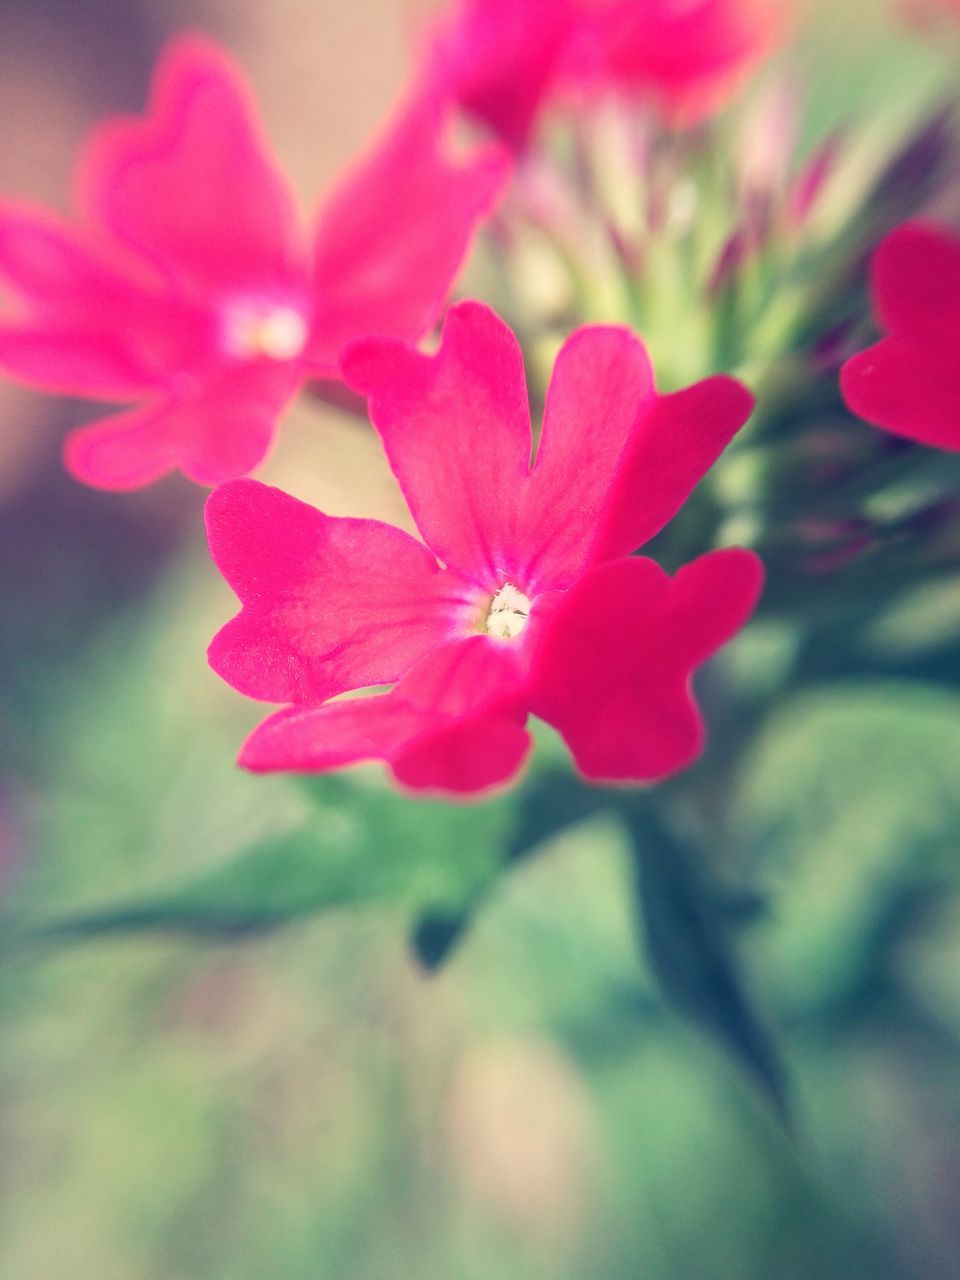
[483,584,531,640]
[223,303,308,361]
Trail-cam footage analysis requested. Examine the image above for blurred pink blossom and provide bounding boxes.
[0,35,509,489]
[842,223,960,452]
[422,0,786,149]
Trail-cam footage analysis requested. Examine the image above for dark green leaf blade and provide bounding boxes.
[6,773,519,951]
[409,768,608,971]
[626,803,790,1123]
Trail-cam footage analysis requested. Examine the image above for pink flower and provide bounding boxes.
[570,0,784,128]
[841,222,960,453]
[0,36,508,489]
[423,0,784,150]
[206,301,762,796]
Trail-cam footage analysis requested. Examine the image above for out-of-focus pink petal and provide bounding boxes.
[424,0,782,144]
[0,202,190,393]
[65,359,300,489]
[871,222,960,345]
[168,360,301,484]
[342,301,531,583]
[75,36,306,294]
[841,336,960,452]
[514,325,655,590]
[423,0,575,150]
[206,479,473,704]
[239,635,533,794]
[529,549,764,781]
[63,400,182,490]
[0,201,158,306]
[0,324,155,397]
[570,0,784,125]
[307,92,509,374]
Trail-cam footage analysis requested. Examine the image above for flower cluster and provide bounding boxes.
[5,0,959,799]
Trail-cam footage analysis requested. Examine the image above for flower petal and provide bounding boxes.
[0,200,156,308]
[422,0,780,146]
[514,325,655,589]
[396,631,531,716]
[516,333,752,588]
[239,696,530,795]
[569,0,783,125]
[65,360,300,490]
[871,222,960,345]
[422,0,575,150]
[592,374,754,564]
[391,714,531,793]
[0,323,155,398]
[841,335,960,452]
[529,549,764,781]
[240,697,434,772]
[63,400,182,490]
[342,301,531,583]
[239,636,532,795]
[0,202,184,394]
[206,479,472,704]
[307,92,509,374]
[75,36,306,294]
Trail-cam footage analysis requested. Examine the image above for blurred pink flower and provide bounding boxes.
[0,36,509,489]
[423,0,785,149]
[841,223,960,452]
[206,301,761,796]
[567,0,785,126]
[423,0,576,151]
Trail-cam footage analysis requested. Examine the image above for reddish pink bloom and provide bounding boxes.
[423,0,784,149]
[0,37,508,489]
[570,0,784,128]
[206,301,762,796]
[841,223,960,453]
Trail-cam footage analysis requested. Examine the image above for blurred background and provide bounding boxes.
[3,1,960,1278]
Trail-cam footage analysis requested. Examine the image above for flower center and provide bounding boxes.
[483,584,531,640]
[223,303,308,361]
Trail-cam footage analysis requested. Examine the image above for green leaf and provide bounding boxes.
[624,802,790,1122]
[410,767,608,971]
[8,772,518,949]
[734,680,960,1015]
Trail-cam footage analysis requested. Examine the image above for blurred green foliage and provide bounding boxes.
[3,525,960,1279]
